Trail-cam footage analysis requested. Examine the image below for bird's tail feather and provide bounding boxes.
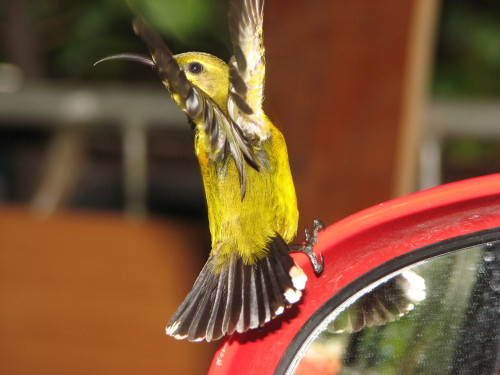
[327,270,426,333]
[166,234,307,342]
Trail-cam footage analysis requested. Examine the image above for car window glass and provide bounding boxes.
[290,241,499,375]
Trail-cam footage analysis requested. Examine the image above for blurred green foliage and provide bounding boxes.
[433,0,500,176]
[444,139,499,167]
[1,0,498,97]
[433,0,500,97]
[128,0,227,46]
[442,139,500,183]
[1,0,229,80]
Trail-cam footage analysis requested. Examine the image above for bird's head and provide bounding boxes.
[94,50,230,111]
[175,52,230,110]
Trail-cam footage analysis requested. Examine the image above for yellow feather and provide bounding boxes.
[195,118,298,270]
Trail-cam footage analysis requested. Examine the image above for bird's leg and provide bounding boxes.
[289,219,325,276]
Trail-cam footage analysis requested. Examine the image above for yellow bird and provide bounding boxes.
[96,0,323,342]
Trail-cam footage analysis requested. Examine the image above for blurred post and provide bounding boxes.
[264,0,440,229]
[123,119,148,218]
[394,0,440,196]
[31,127,86,215]
[3,0,44,77]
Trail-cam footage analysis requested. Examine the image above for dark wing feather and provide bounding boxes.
[227,0,265,117]
[132,18,259,197]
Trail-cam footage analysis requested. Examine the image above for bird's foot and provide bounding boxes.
[289,219,325,276]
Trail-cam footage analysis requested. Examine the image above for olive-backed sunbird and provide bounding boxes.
[95,0,324,342]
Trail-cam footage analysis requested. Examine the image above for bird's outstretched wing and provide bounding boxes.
[132,19,259,197]
[227,0,266,134]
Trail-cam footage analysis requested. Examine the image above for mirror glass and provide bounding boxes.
[290,241,500,375]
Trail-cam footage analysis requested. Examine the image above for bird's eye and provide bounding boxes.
[187,62,204,75]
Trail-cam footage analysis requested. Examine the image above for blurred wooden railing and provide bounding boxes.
[0,81,187,217]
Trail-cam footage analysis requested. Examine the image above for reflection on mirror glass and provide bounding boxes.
[292,241,500,375]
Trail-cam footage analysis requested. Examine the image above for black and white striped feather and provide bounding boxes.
[328,271,426,333]
[166,234,306,342]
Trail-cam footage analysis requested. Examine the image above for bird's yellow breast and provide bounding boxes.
[195,119,298,269]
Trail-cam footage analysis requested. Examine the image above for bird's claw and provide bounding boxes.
[290,219,325,276]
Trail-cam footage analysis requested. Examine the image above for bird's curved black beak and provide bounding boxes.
[94,53,155,68]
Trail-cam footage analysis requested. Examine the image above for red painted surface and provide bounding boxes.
[208,174,500,375]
